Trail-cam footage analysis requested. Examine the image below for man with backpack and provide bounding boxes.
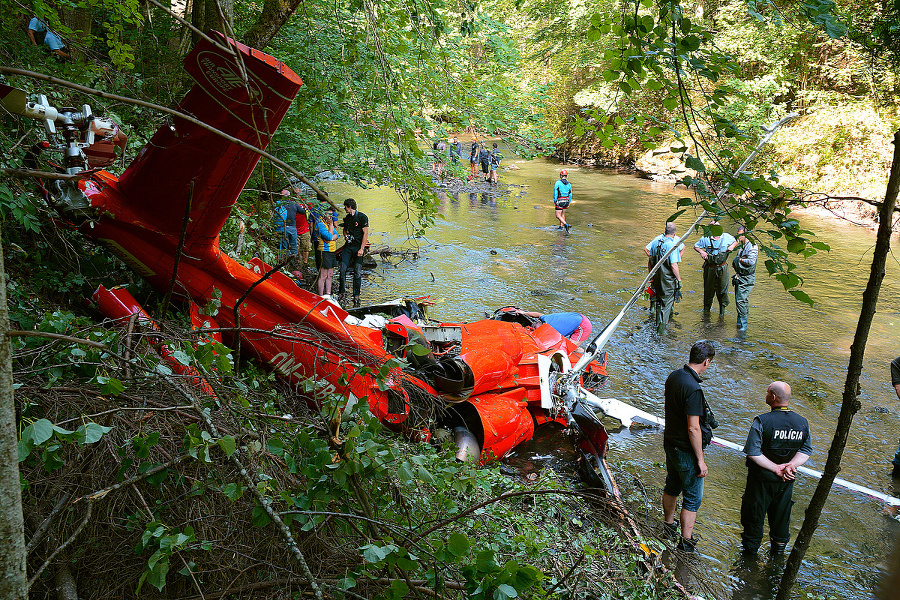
[274,190,302,269]
[489,143,502,184]
[694,221,739,315]
[478,142,492,182]
[646,222,683,335]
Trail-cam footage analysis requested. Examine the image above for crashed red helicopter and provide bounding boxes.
[3,33,624,490]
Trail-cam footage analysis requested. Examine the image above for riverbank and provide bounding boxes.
[551,102,899,232]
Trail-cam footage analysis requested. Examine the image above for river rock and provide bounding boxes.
[635,145,697,182]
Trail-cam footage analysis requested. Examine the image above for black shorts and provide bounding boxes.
[481,161,489,174]
[321,251,336,269]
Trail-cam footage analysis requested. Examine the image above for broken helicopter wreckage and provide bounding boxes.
[4,33,619,491]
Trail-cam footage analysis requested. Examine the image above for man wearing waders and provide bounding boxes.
[648,222,683,335]
[694,221,738,314]
[731,226,758,331]
[740,381,811,555]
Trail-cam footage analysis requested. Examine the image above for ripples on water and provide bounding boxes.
[326,157,900,598]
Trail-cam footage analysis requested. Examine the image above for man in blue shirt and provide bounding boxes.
[27,18,69,59]
[647,222,683,335]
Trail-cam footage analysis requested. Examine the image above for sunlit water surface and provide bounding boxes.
[325,156,900,599]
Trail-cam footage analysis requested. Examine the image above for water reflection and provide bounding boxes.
[728,554,784,600]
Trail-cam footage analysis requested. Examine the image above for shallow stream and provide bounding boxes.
[326,156,900,599]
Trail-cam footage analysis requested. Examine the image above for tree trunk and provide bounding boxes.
[191,0,234,45]
[0,227,27,598]
[776,128,900,598]
[242,0,303,50]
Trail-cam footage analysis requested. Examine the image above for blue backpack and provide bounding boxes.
[274,202,289,232]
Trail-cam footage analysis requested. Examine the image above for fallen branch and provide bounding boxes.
[27,502,92,590]
[161,180,194,317]
[55,404,195,426]
[6,330,107,349]
[2,168,87,181]
[182,576,467,600]
[76,452,192,503]
[25,493,69,556]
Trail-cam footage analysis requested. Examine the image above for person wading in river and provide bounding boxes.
[647,223,683,335]
[694,221,739,315]
[645,222,683,326]
[740,381,811,556]
[478,142,492,183]
[468,141,479,180]
[662,340,717,553]
[553,169,573,233]
[731,225,758,332]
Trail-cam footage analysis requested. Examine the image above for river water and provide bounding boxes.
[325,156,900,599]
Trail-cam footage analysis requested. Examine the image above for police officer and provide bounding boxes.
[647,222,683,335]
[740,381,811,555]
[731,226,758,331]
[694,221,738,314]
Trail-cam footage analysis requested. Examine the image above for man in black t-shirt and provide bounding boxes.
[338,198,369,307]
[740,381,811,555]
[662,340,716,552]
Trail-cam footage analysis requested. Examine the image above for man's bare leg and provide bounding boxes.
[680,508,697,539]
[663,492,678,525]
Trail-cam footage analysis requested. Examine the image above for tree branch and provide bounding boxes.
[6,330,107,349]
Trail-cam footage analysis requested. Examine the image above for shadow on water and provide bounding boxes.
[325,158,900,599]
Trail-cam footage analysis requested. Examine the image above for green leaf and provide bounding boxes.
[408,343,431,357]
[29,419,54,445]
[681,34,701,51]
[251,504,272,527]
[217,435,237,457]
[685,156,705,172]
[147,555,169,591]
[97,376,125,397]
[789,289,814,307]
[80,422,112,444]
[496,583,519,600]
[222,482,244,501]
[447,532,470,557]
[786,238,806,254]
